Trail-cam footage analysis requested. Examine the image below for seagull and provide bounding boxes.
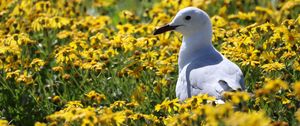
[153,7,245,103]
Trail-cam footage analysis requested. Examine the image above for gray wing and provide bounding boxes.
[217,59,245,91]
[175,56,245,101]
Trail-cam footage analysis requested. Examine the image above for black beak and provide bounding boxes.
[153,24,180,35]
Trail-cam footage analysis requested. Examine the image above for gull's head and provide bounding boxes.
[154,7,211,37]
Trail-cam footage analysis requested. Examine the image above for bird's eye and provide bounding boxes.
[185,16,191,20]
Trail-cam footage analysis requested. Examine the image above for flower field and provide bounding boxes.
[0,0,300,125]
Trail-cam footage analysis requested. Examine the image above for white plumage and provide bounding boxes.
[154,7,245,102]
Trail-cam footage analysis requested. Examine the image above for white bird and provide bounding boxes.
[154,7,245,103]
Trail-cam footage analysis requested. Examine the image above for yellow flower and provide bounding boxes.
[211,16,227,28]
[260,52,276,63]
[223,92,250,104]
[218,6,227,16]
[88,16,111,33]
[46,106,97,124]
[281,97,291,105]
[30,58,45,71]
[6,70,20,79]
[228,11,256,20]
[16,71,34,85]
[265,79,288,90]
[281,51,296,60]
[164,112,192,126]
[52,66,63,72]
[140,114,160,123]
[65,101,83,108]
[256,79,288,95]
[111,112,126,126]
[56,30,72,39]
[116,23,135,34]
[296,109,300,122]
[89,33,109,46]
[0,120,8,126]
[125,101,139,108]
[92,0,114,7]
[140,51,158,61]
[184,94,216,107]
[155,98,180,113]
[241,54,260,67]
[34,122,46,126]
[155,64,174,76]
[81,118,94,126]
[119,10,139,21]
[224,111,271,126]
[127,66,143,78]
[281,1,300,10]
[50,16,70,29]
[293,61,300,71]
[255,9,276,22]
[62,74,71,80]
[14,33,36,45]
[52,95,61,104]
[104,47,118,57]
[34,1,52,13]
[294,82,300,98]
[110,101,126,109]
[55,46,79,64]
[9,1,30,17]
[98,108,126,126]
[31,17,49,32]
[261,62,285,72]
[85,90,106,104]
